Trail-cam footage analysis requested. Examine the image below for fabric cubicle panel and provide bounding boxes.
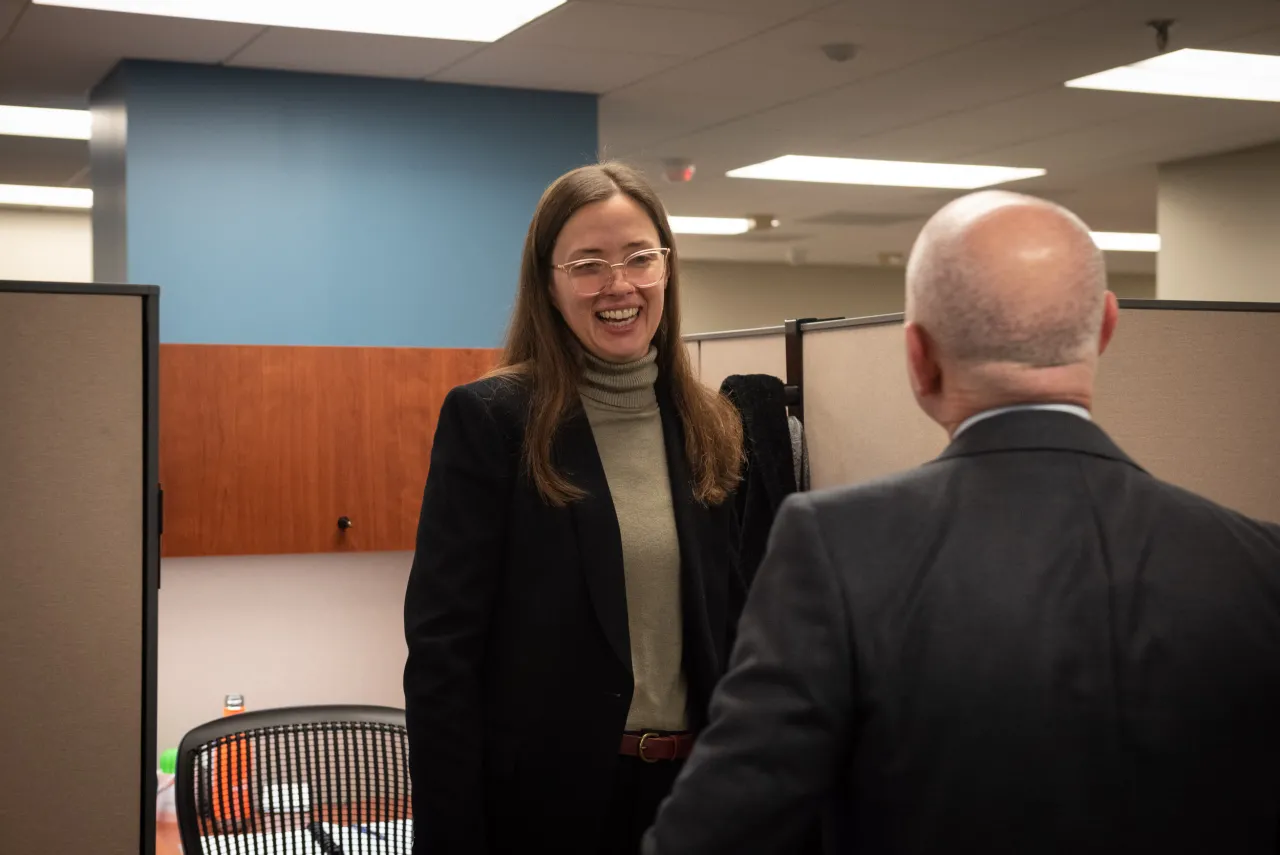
[684,339,700,381]
[1093,306,1279,523]
[688,304,1278,522]
[0,285,157,854]
[797,304,1280,523]
[803,320,946,489]
[696,331,786,390]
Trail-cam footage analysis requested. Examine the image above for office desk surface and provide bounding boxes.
[157,818,181,855]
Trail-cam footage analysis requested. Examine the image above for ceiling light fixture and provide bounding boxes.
[727,155,1045,189]
[0,184,93,209]
[0,106,91,140]
[31,0,566,42]
[1066,48,1280,102]
[1091,232,1160,252]
[668,216,754,236]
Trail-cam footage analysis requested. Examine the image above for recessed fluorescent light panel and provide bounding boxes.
[1066,48,1280,102]
[668,216,753,236]
[727,155,1045,189]
[0,106,91,140]
[0,185,93,209]
[31,0,566,42]
[1091,232,1160,252]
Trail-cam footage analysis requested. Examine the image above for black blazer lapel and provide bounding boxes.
[556,408,632,674]
[657,386,722,724]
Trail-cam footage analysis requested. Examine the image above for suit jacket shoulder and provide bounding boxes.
[443,372,533,451]
[799,464,953,545]
[450,372,529,420]
[1141,470,1280,548]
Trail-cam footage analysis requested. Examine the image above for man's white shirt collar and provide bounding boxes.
[952,403,1092,439]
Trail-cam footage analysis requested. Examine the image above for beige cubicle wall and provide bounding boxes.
[1094,305,1279,523]
[689,302,1280,524]
[696,328,786,391]
[802,318,945,490]
[685,339,700,380]
[0,282,160,855]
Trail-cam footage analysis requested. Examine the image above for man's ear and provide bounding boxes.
[905,322,942,399]
[1098,290,1119,355]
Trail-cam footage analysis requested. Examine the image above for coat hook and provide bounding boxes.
[337,516,353,531]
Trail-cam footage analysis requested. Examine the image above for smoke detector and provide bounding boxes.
[820,42,859,63]
[662,158,696,183]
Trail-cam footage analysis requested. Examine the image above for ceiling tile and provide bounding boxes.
[0,49,103,107]
[0,135,88,186]
[432,42,683,93]
[0,0,27,39]
[843,88,1164,164]
[0,4,261,104]
[974,98,1280,172]
[7,4,261,59]
[800,210,921,227]
[577,0,831,27]
[502,1,779,57]
[1214,23,1280,53]
[630,0,1280,169]
[808,0,1095,39]
[228,28,478,79]
[601,16,964,152]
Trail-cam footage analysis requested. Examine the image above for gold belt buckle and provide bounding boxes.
[637,732,663,763]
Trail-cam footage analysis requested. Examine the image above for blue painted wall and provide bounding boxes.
[92,61,597,347]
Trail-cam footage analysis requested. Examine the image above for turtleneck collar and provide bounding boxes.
[580,346,659,411]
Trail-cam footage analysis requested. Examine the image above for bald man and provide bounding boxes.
[642,191,1280,855]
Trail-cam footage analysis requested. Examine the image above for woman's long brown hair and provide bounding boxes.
[491,161,743,507]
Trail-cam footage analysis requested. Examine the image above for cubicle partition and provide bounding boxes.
[0,281,160,855]
[687,301,1280,524]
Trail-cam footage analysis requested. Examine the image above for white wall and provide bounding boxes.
[0,209,93,283]
[157,551,412,752]
[1159,141,1280,303]
[680,259,1157,334]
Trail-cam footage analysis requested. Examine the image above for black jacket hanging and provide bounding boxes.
[719,374,798,590]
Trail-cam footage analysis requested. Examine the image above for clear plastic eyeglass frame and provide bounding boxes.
[553,248,671,297]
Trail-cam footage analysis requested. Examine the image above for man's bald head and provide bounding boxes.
[906,191,1108,369]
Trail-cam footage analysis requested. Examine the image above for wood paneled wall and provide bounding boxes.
[160,345,499,557]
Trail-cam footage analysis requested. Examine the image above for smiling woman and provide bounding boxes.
[550,200,669,364]
[403,162,745,854]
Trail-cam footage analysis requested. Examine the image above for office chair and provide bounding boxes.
[175,705,411,855]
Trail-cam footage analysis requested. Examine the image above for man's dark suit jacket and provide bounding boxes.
[643,409,1280,855]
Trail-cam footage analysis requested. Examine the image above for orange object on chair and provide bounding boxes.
[212,695,253,824]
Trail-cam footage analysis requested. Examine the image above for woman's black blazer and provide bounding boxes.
[403,374,744,854]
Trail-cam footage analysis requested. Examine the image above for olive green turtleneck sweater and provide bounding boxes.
[580,347,688,733]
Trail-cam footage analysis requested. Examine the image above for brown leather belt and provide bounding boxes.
[620,732,695,763]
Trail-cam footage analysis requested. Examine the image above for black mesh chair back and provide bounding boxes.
[175,705,411,855]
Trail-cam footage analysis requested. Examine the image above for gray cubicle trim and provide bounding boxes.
[1115,299,1279,313]
[0,280,158,298]
[0,279,161,855]
[790,300,1279,337]
[681,300,1280,345]
[683,324,785,342]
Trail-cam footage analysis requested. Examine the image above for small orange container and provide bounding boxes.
[212,695,253,824]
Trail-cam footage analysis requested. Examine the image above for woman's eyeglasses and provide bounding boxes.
[553,248,670,297]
